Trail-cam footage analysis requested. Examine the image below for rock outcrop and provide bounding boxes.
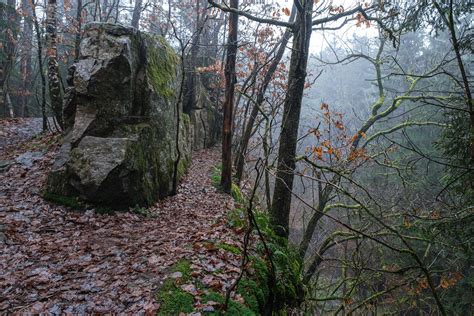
[47,23,219,209]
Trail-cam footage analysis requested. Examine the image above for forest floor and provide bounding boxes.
[0,118,245,314]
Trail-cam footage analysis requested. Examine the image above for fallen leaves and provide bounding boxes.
[0,119,245,314]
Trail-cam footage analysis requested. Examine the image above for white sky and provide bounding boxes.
[272,0,378,52]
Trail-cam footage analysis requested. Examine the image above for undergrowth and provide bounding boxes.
[156,259,254,315]
[211,164,305,314]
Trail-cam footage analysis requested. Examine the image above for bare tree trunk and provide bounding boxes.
[131,0,142,29]
[74,0,82,60]
[235,8,295,183]
[221,0,238,193]
[46,0,63,129]
[446,2,473,161]
[32,0,48,131]
[0,0,17,117]
[101,0,108,21]
[270,0,313,238]
[20,0,33,117]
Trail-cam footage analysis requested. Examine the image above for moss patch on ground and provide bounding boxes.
[231,183,244,204]
[202,291,255,315]
[43,191,117,214]
[216,242,241,255]
[210,164,222,188]
[156,259,260,315]
[42,191,84,209]
[157,260,194,315]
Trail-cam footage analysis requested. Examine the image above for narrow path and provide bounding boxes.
[0,119,241,313]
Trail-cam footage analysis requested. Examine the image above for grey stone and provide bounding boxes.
[0,159,14,172]
[46,23,219,210]
[15,151,44,167]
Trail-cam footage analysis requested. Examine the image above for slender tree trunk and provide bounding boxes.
[101,0,108,21]
[235,9,295,183]
[32,0,48,131]
[74,0,82,60]
[46,0,63,129]
[131,0,142,29]
[270,0,314,238]
[20,0,33,117]
[0,0,17,117]
[446,2,474,161]
[221,0,238,193]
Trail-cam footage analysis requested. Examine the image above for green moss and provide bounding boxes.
[94,206,116,214]
[157,278,194,315]
[171,259,192,281]
[131,205,150,216]
[236,278,262,313]
[226,207,246,229]
[43,191,119,214]
[210,164,244,204]
[177,158,188,179]
[252,212,304,311]
[216,242,242,255]
[231,183,244,204]
[43,191,84,209]
[225,209,304,314]
[156,260,194,315]
[181,112,191,126]
[202,291,256,315]
[144,34,179,99]
[210,164,222,188]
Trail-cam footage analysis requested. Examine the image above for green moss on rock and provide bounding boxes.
[144,34,179,99]
[43,191,84,209]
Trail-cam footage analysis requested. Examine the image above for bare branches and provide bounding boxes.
[207,0,294,29]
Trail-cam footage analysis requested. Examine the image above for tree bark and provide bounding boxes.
[270,0,314,238]
[0,0,17,117]
[20,0,33,117]
[74,0,82,61]
[46,0,63,129]
[131,0,142,29]
[32,0,48,131]
[221,0,238,193]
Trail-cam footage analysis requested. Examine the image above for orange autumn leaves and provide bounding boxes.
[306,102,368,163]
[413,272,463,295]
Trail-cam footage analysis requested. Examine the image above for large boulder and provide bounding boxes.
[47,23,218,209]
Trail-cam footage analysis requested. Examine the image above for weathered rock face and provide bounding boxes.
[47,23,219,209]
[188,80,221,150]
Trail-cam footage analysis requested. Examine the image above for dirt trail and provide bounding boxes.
[0,119,241,313]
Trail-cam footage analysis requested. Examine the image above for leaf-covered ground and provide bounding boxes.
[0,119,245,314]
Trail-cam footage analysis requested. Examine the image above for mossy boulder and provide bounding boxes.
[47,23,216,210]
